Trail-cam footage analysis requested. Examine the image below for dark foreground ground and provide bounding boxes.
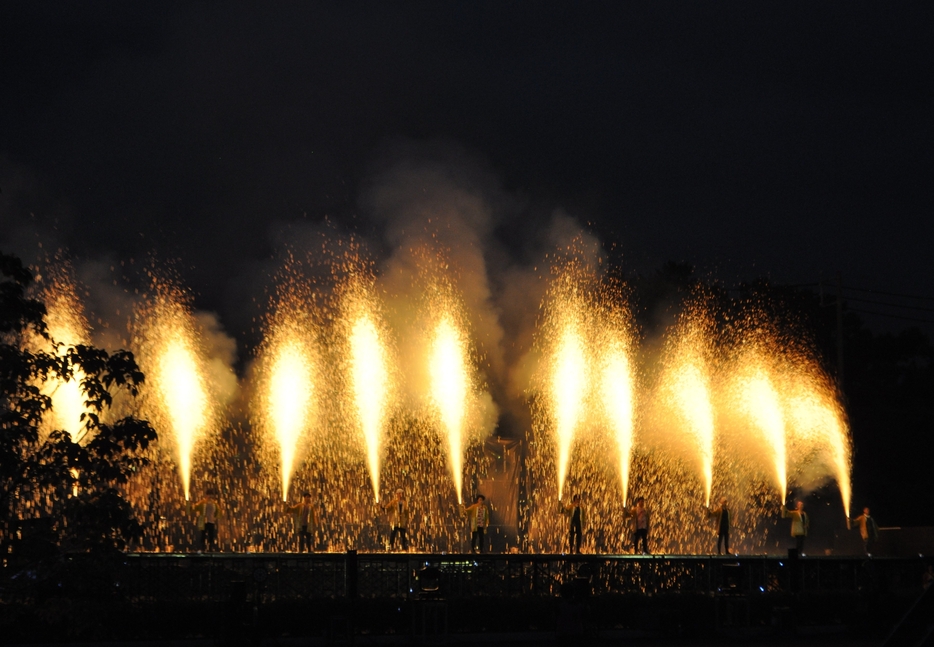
[3,636,879,647]
[3,553,930,645]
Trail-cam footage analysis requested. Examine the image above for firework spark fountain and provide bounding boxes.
[599,333,636,506]
[428,314,471,503]
[159,342,206,500]
[533,259,595,503]
[733,357,788,498]
[340,274,392,503]
[404,248,492,509]
[268,346,314,501]
[787,371,852,516]
[659,313,716,507]
[19,238,858,554]
[256,275,319,501]
[529,256,651,548]
[134,278,217,501]
[551,318,589,502]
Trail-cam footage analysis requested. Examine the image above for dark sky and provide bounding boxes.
[2,2,932,334]
[2,2,934,527]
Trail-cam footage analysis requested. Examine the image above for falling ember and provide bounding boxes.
[551,319,588,501]
[600,339,635,506]
[429,315,470,503]
[349,313,390,502]
[266,335,315,501]
[736,366,787,498]
[661,319,716,507]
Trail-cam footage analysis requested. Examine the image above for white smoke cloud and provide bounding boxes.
[500,210,604,402]
[351,140,611,446]
[75,257,139,351]
[193,310,239,408]
[358,141,508,432]
[361,141,506,371]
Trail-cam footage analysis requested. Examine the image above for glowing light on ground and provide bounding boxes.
[429,315,470,503]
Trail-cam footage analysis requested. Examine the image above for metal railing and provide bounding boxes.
[105,553,931,603]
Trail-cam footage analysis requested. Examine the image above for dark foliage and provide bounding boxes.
[0,251,157,569]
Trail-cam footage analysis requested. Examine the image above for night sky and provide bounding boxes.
[2,3,933,524]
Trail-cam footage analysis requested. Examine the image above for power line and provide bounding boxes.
[842,285,934,302]
[843,296,934,314]
[847,308,934,325]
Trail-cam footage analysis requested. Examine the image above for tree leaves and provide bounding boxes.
[0,251,157,566]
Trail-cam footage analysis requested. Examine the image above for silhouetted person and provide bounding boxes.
[191,489,221,552]
[849,506,879,555]
[383,488,409,551]
[563,494,586,554]
[781,499,809,554]
[627,497,650,555]
[464,494,489,553]
[706,496,731,555]
[287,491,318,552]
